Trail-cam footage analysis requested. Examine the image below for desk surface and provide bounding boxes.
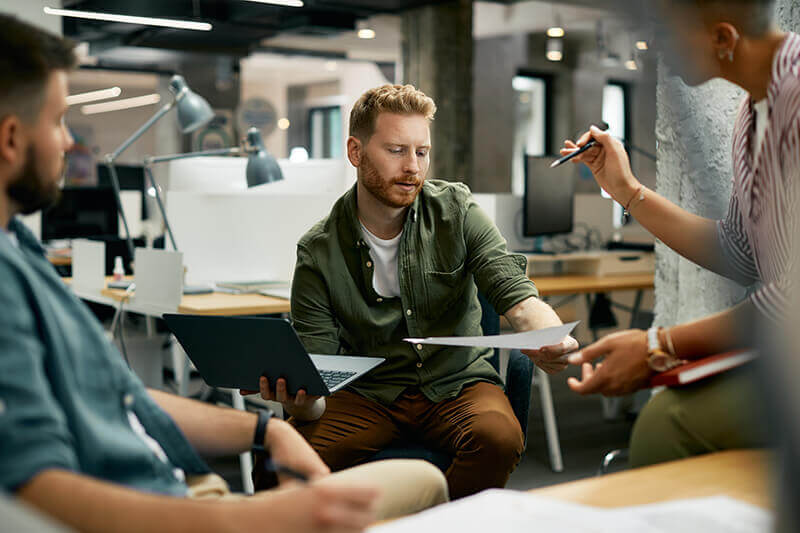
[74,272,653,316]
[531,449,771,509]
[97,285,292,316]
[533,273,654,297]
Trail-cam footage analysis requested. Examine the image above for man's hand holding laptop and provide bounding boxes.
[241,376,326,421]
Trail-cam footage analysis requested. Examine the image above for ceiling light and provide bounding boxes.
[81,93,161,115]
[66,86,121,105]
[43,7,212,31]
[547,27,565,38]
[244,0,304,5]
[636,40,648,51]
[324,60,338,72]
[625,59,638,71]
[357,20,376,39]
[277,118,291,130]
[546,38,563,62]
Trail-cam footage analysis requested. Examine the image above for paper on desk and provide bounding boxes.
[367,491,772,533]
[404,321,579,351]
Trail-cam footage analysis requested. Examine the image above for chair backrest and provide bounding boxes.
[477,292,501,371]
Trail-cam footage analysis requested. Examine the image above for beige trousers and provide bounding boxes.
[187,458,448,520]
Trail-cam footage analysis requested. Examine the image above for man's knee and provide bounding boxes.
[465,411,524,463]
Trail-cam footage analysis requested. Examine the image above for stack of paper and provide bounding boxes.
[367,490,772,533]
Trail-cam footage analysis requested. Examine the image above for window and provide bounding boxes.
[512,74,550,196]
[308,106,342,159]
[602,82,631,226]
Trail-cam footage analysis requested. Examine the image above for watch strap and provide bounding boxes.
[252,407,274,453]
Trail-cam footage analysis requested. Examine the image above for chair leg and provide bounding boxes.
[232,390,255,495]
[536,367,564,473]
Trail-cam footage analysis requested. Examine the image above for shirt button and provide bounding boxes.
[416,362,423,368]
[406,309,413,316]
[376,297,383,303]
[123,394,134,407]
[416,344,423,350]
[366,261,373,268]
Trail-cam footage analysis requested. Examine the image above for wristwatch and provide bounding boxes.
[646,327,685,372]
[251,407,274,453]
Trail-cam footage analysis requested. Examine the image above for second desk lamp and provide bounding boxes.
[143,126,284,253]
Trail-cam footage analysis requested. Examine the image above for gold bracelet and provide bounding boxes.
[660,327,677,356]
[627,186,647,213]
[624,185,643,211]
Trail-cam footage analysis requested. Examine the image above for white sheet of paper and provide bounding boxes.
[404,321,579,351]
[366,491,773,533]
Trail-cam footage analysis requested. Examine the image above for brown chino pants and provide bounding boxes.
[267,381,524,499]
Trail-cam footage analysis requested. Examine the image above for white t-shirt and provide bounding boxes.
[360,222,402,298]
[754,98,769,162]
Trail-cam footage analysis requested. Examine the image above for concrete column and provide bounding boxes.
[402,0,473,186]
[654,1,800,326]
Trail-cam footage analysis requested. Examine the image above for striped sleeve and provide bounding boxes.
[717,191,760,286]
[753,112,800,322]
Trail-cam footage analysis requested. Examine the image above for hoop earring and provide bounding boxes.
[718,49,734,62]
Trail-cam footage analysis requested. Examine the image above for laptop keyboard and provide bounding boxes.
[318,369,358,389]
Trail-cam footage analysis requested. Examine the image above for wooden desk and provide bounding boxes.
[98,285,291,316]
[531,449,771,509]
[533,273,654,297]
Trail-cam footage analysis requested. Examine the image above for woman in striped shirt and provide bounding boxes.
[563,0,796,466]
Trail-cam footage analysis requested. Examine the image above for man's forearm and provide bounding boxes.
[148,389,257,457]
[504,296,563,332]
[18,470,233,533]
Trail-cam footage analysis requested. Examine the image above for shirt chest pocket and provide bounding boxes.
[423,261,470,319]
[57,315,119,390]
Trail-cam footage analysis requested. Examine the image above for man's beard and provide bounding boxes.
[359,153,423,209]
[7,146,62,215]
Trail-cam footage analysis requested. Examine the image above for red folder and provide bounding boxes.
[649,350,758,388]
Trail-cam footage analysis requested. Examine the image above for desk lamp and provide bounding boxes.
[143,127,284,252]
[104,74,214,260]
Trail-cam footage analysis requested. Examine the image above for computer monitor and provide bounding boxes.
[41,186,119,241]
[523,155,575,237]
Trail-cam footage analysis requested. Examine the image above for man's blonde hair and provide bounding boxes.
[349,84,436,141]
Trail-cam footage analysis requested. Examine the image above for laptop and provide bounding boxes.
[162,314,384,396]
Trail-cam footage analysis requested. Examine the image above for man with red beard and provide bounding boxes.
[252,84,578,499]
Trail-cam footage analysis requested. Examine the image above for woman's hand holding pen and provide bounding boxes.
[561,125,640,205]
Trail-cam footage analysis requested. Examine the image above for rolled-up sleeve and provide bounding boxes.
[463,198,538,315]
[0,274,78,491]
[290,244,342,355]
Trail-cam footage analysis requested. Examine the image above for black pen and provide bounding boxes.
[550,140,598,168]
[263,458,309,483]
[550,121,609,168]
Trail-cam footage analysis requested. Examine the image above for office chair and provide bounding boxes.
[369,292,564,473]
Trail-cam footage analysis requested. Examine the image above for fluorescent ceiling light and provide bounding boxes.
[81,93,161,115]
[66,86,121,105]
[546,27,565,38]
[358,28,376,39]
[625,59,638,71]
[243,0,304,6]
[43,7,213,31]
[636,40,649,51]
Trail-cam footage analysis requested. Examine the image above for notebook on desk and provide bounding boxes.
[163,314,384,396]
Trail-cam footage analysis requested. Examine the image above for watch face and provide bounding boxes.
[649,353,671,372]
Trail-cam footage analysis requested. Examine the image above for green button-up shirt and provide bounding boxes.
[291,179,538,405]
